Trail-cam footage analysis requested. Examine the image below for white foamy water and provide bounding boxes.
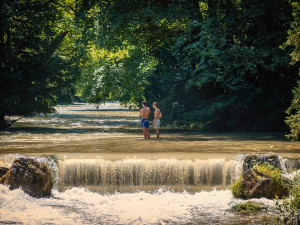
[0,185,276,225]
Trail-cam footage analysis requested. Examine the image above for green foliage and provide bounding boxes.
[153,0,297,131]
[253,163,284,186]
[78,0,299,132]
[0,0,85,123]
[1,0,298,132]
[78,48,157,105]
[233,201,264,212]
[282,2,300,66]
[276,174,300,224]
[285,80,300,141]
[232,177,243,198]
[284,2,300,141]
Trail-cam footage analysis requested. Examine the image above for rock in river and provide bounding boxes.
[0,157,54,197]
[236,168,289,199]
[243,153,284,172]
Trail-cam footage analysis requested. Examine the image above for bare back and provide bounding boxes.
[140,107,150,119]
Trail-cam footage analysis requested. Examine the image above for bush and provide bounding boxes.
[276,173,300,224]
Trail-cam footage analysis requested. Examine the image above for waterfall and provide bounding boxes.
[1,153,299,194]
[57,156,239,193]
[282,157,300,172]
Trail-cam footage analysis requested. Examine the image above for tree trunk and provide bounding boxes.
[46,31,68,60]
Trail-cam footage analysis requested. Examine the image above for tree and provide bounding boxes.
[0,0,82,128]
[76,0,191,105]
[5,0,295,133]
[82,0,298,131]
[151,0,298,131]
[284,1,300,141]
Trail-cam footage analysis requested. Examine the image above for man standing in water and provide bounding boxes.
[140,101,150,139]
[153,102,162,138]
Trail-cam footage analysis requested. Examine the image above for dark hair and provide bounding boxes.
[153,102,158,107]
[142,101,147,106]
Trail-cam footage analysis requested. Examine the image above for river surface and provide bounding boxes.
[0,103,300,225]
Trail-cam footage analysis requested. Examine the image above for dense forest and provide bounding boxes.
[0,0,299,139]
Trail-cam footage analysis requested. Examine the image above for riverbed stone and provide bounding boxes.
[237,168,289,199]
[0,157,54,197]
[243,154,283,172]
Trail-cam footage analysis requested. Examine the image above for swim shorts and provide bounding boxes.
[154,119,161,129]
[141,118,150,128]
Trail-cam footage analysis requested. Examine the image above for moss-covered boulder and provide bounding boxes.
[232,163,289,199]
[0,157,54,197]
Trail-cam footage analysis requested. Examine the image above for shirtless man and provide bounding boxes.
[140,101,150,139]
[152,102,162,138]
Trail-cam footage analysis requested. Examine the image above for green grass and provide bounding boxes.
[233,201,264,212]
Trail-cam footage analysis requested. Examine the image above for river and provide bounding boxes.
[0,103,299,224]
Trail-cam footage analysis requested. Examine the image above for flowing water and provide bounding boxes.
[0,103,300,225]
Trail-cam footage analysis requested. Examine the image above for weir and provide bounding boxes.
[1,153,299,193]
[55,153,300,193]
[56,153,243,193]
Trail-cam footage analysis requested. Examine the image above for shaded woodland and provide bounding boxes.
[0,0,299,139]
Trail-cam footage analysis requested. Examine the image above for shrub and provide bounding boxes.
[276,174,300,224]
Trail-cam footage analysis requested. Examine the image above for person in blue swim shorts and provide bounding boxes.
[139,101,150,139]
